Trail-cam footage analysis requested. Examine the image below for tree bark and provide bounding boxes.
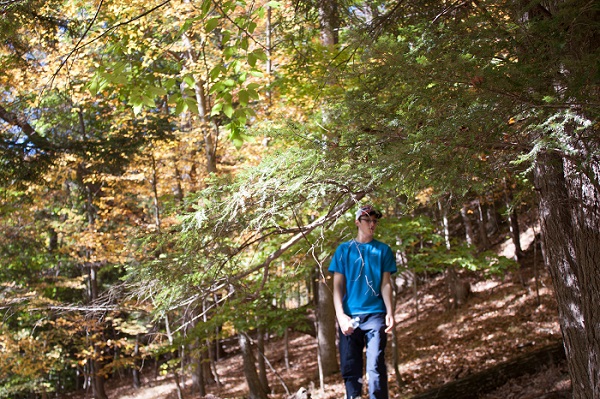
[315,271,339,378]
[133,334,141,389]
[534,150,600,399]
[475,198,491,249]
[191,339,206,396]
[504,178,524,261]
[239,332,268,399]
[318,0,339,46]
[460,204,475,247]
[181,33,218,173]
[257,327,270,394]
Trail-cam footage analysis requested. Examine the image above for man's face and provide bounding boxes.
[355,215,379,237]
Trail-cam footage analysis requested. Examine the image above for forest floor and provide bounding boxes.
[94,226,570,399]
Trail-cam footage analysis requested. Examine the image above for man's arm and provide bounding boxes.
[332,272,354,335]
[381,271,395,333]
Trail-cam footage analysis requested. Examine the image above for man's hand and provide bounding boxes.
[385,313,395,333]
[338,314,355,336]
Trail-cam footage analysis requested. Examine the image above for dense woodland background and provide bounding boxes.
[1,0,598,398]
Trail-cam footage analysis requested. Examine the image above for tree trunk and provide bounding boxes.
[192,341,206,396]
[318,0,339,46]
[150,153,161,232]
[504,178,524,261]
[315,272,339,377]
[438,200,451,250]
[87,263,108,399]
[133,334,141,389]
[460,204,475,247]
[476,198,491,249]
[91,358,109,399]
[257,327,270,394]
[164,315,184,399]
[239,332,268,399]
[181,33,218,173]
[534,150,600,399]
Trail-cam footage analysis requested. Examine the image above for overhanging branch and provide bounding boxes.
[0,104,54,152]
[228,190,369,284]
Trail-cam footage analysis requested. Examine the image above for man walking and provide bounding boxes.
[328,205,397,399]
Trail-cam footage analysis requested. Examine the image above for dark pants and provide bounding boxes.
[338,313,388,399]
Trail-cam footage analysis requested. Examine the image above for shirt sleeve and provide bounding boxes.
[383,244,397,274]
[328,245,344,275]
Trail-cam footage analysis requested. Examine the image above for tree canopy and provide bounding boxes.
[1,0,598,397]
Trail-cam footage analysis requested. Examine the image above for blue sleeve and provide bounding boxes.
[328,245,344,274]
[383,245,397,274]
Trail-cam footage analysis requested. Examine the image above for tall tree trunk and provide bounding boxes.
[133,334,141,389]
[91,357,108,399]
[191,340,205,397]
[87,262,108,399]
[534,150,600,399]
[438,200,451,250]
[150,153,161,232]
[265,5,273,108]
[164,315,184,399]
[181,33,218,173]
[239,332,268,399]
[315,271,339,380]
[475,198,491,249]
[460,204,475,247]
[256,327,270,394]
[318,0,339,46]
[504,179,524,261]
[173,163,184,204]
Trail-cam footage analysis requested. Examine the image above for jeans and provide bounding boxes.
[338,313,388,399]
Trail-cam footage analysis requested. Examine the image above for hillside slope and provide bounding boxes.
[93,233,567,399]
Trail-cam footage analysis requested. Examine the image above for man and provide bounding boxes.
[328,205,397,399]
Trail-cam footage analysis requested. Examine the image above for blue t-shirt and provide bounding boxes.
[328,239,397,316]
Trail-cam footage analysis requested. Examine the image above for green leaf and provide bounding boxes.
[252,49,267,61]
[265,1,282,8]
[179,16,201,35]
[175,99,187,115]
[111,74,128,85]
[142,96,156,107]
[88,76,100,96]
[183,75,196,87]
[205,17,220,33]
[247,21,257,34]
[247,88,259,100]
[232,60,242,74]
[211,102,223,116]
[201,0,211,15]
[168,92,181,105]
[228,124,244,149]
[210,82,226,94]
[210,66,223,81]
[223,46,235,58]
[221,30,231,46]
[240,37,249,51]
[238,90,249,106]
[147,86,167,97]
[164,78,177,90]
[223,103,234,118]
[186,98,199,114]
[248,52,257,67]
